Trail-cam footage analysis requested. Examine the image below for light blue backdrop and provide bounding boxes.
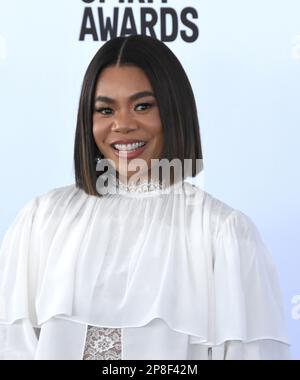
[0,0,299,359]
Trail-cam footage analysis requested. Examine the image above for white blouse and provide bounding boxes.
[0,180,291,360]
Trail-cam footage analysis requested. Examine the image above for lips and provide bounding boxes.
[110,139,147,146]
[111,141,148,159]
[111,141,146,151]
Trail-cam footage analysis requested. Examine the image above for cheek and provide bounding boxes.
[148,127,163,157]
[93,121,107,144]
[145,114,163,136]
[151,111,162,129]
[152,125,163,143]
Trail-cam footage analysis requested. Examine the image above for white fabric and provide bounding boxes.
[0,181,291,359]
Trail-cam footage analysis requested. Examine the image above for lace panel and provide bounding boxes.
[83,326,122,360]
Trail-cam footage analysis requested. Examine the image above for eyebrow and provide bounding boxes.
[94,91,155,104]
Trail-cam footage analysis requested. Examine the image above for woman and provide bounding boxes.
[0,35,291,360]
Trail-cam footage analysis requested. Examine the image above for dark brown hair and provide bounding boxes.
[73,34,203,196]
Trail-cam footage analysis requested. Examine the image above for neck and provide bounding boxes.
[117,170,162,186]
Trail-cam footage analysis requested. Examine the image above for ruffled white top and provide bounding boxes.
[0,180,291,360]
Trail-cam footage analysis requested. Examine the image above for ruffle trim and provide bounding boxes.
[0,183,290,346]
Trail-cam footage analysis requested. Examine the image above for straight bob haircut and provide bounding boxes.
[73,34,203,196]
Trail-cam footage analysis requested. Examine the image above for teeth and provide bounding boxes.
[113,141,146,151]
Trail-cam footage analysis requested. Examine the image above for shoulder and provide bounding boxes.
[2,184,84,239]
[184,182,234,217]
[184,183,267,256]
[184,182,238,236]
[194,189,273,269]
[26,183,94,228]
[27,183,87,216]
[35,183,80,206]
[190,187,281,290]
[13,183,78,213]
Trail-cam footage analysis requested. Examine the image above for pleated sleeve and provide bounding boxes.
[0,197,40,359]
[210,209,291,359]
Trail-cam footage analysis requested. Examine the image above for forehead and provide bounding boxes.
[94,65,153,93]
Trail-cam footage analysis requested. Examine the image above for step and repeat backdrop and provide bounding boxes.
[0,0,299,358]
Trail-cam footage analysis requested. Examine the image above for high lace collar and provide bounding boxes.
[97,171,184,197]
[116,176,167,194]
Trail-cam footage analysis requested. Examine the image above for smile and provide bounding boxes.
[112,141,146,151]
[111,141,148,159]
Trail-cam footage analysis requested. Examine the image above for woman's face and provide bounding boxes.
[92,65,164,181]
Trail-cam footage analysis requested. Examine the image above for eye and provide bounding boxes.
[94,103,153,115]
[94,107,112,115]
[135,102,153,111]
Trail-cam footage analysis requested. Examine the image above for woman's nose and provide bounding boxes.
[112,112,138,132]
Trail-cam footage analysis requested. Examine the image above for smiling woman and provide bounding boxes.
[92,65,164,180]
[74,34,202,195]
[0,34,291,360]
